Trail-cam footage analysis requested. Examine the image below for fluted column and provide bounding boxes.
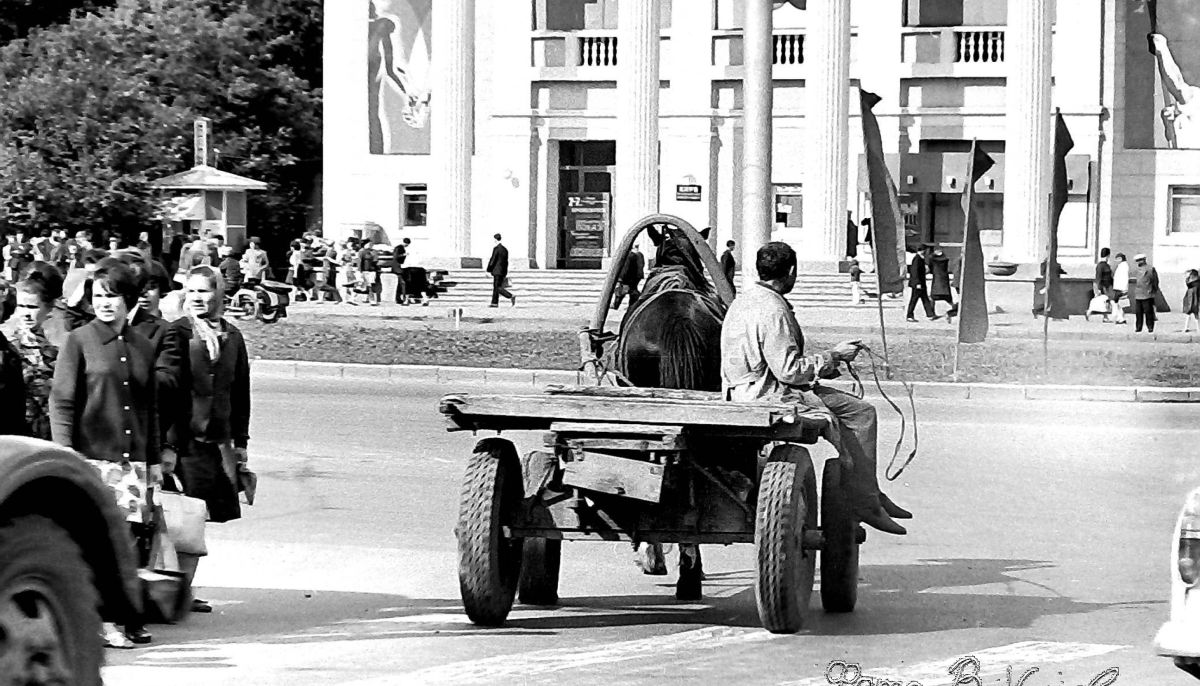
[1003,0,1053,265]
[802,0,851,264]
[431,0,475,261]
[741,0,773,276]
[615,0,660,240]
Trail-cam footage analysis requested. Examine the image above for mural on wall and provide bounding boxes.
[1127,0,1200,149]
[368,0,432,155]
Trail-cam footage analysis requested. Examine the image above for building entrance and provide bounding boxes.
[558,140,615,269]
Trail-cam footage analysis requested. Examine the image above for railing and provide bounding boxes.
[578,34,618,66]
[955,29,1004,63]
[773,32,804,65]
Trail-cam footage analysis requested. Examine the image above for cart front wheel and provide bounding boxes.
[457,439,523,626]
[754,446,817,634]
[518,538,561,605]
[820,459,860,613]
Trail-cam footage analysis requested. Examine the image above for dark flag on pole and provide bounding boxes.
[1045,111,1075,320]
[859,89,906,295]
[957,141,995,344]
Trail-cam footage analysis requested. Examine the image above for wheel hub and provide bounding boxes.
[0,585,71,686]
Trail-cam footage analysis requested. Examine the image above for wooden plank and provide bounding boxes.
[562,450,666,503]
[549,422,684,436]
[564,437,685,452]
[445,393,789,428]
[545,385,725,402]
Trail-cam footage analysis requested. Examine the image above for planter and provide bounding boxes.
[987,261,1018,277]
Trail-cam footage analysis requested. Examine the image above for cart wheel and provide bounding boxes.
[518,538,561,605]
[457,438,523,626]
[754,445,817,634]
[820,459,860,613]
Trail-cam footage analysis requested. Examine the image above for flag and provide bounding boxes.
[858,89,905,295]
[1045,112,1075,320]
[957,142,995,344]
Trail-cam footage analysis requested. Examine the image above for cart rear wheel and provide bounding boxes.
[820,459,860,613]
[457,439,523,626]
[518,538,561,605]
[754,446,817,634]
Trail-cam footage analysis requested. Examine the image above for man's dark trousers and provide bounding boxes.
[1135,298,1156,332]
[491,274,513,306]
[906,285,935,319]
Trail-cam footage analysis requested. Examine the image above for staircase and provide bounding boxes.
[436,270,904,309]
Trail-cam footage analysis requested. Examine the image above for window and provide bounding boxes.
[774,185,802,228]
[1169,186,1200,234]
[401,184,428,228]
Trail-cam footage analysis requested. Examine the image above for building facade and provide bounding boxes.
[323,0,1200,294]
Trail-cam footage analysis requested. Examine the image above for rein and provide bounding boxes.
[845,344,920,481]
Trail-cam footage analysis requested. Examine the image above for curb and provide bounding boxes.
[250,359,1200,403]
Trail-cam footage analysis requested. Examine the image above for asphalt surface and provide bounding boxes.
[102,376,1200,685]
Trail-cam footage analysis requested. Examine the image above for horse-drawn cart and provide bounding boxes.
[441,214,865,634]
[440,385,864,634]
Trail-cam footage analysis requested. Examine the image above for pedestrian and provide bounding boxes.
[1131,253,1160,333]
[0,276,27,436]
[613,243,645,310]
[1111,252,1129,324]
[12,264,65,440]
[48,258,158,648]
[1093,247,1115,323]
[338,239,361,304]
[239,236,270,286]
[166,233,186,277]
[391,239,408,304]
[905,245,939,322]
[1182,269,1200,333]
[486,233,515,307]
[848,257,864,305]
[218,246,243,297]
[165,265,252,618]
[285,239,303,286]
[928,249,956,319]
[720,239,737,295]
[401,238,431,306]
[357,240,382,306]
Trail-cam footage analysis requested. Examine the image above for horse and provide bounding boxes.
[615,223,726,600]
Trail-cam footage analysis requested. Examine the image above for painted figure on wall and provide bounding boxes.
[1151,32,1200,148]
[368,0,432,155]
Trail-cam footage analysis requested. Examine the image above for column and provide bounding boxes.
[615,0,661,239]
[802,0,851,265]
[741,0,773,275]
[1003,0,1053,265]
[431,0,475,263]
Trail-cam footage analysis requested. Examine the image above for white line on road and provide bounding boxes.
[340,625,781,685]
[778,641,1126,686]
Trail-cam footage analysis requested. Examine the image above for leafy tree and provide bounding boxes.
[0,0,118,44]
[0,0,321,254]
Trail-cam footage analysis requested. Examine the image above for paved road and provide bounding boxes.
[103,377,1199,685]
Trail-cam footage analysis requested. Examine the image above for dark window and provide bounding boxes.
[401,184,428,228]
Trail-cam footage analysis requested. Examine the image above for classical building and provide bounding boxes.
[323,0,1200,302]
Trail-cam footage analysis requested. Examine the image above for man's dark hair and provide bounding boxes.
[726,240,735,248]
[92,257,140,309]
[1115,252,1126,260]
[756,241,797,281]
[1100,247,1110,258]
[493,233,502,241]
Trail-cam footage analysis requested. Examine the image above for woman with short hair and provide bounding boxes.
[49,257,159,647]
[13,264,64,439]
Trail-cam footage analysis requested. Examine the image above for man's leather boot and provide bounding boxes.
[857,504,907,536]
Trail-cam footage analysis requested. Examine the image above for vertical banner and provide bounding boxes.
[368,0,433,154]
[1045,112,1075,320]
[957,142,995,344]
[858,89,906,295]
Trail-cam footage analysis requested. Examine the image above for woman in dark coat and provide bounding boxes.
[929,249,957,319]
[1182,269,1200,333]
[48,258,158,647]
[167,265,251,610]
[12,264,64,439]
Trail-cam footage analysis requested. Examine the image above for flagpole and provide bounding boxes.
[867,221,894,379]
[1043,191,1053,376]
[953,139,979,381]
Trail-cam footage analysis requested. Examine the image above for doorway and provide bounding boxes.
[558,140,615,269]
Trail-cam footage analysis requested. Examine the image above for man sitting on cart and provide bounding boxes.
[720,241,911,536]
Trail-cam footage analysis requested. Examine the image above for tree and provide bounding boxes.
[0,0,118,44]
[0,0,321,252]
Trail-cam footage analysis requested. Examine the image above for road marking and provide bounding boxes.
[779,641,1126,686]
[340,625,780,685]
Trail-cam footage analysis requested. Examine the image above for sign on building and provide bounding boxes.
[565,192,611,263]
[676,184,702,201]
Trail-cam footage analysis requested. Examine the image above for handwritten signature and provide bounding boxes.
[824,656,1120,686]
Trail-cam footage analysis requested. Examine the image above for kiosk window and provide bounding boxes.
[402,184,428,228]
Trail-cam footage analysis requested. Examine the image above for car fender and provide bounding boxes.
[0,436,142,621]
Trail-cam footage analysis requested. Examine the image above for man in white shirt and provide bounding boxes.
[721,241,909,535]
[239,236,270,285]
[1111,252,1129,324]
